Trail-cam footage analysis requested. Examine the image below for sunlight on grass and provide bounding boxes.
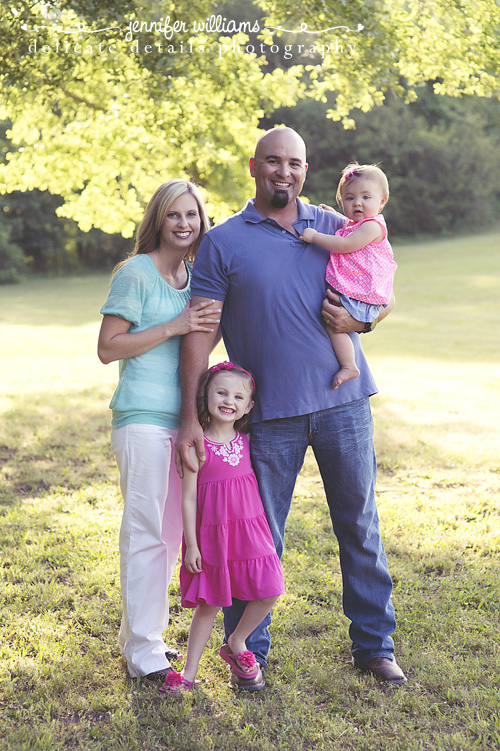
[1,232,499,750]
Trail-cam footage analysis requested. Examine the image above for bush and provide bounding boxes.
[0,221,25,283]
[0,189,129,273]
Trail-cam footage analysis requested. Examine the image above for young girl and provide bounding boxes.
[300,162,397,389]
[160,362,284,694]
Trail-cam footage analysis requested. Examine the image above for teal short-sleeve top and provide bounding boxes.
[100,253,191,429]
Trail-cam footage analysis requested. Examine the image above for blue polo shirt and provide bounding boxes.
[191,198,377,423]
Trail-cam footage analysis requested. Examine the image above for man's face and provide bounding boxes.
[249,130,308,211]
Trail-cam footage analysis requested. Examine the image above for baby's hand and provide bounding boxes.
[319,203,336,213]
[300,228,317,244]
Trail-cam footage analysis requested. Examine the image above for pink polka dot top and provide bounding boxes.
[325,214,396,305]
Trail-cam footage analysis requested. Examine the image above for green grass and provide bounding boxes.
[1,233,499,750]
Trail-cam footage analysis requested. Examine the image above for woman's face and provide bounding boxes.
[160,192,201,252]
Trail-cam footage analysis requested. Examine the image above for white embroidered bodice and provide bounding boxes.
[205,434,244,467]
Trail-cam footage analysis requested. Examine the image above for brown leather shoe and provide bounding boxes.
[229,665,266,692]
[165,647,183,662]
[352,657,408,686]
[143,667,173,684]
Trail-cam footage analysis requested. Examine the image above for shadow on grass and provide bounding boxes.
[0,386,115,507]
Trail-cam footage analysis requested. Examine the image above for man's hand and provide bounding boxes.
[323,289,395,334]
[175,418,205,478]
[322,289,364,334]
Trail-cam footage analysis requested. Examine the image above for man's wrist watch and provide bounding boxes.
[361,319,377,333]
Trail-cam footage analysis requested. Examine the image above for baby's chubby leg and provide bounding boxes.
[327,330,360,389]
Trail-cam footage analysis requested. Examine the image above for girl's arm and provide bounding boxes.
[300,220,384,255]
[97,299,221,364]
[181,446,202,574]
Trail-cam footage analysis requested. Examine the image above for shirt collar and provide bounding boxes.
[242,197,315,224]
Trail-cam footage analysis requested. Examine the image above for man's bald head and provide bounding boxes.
[254,127,307,162]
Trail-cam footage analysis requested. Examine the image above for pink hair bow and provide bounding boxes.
[209,361,256,389]
[343,166,358,180]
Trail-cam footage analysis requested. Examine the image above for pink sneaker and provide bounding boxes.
[159,670,194,695]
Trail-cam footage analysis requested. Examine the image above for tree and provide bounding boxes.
[257,0,500,124]
[0,1,303,234]
[1,0,499,236]
[0,123,129,275]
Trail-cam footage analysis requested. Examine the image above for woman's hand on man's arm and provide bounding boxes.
[97,300,221,364]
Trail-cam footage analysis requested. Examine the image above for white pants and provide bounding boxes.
[111,424,183,678]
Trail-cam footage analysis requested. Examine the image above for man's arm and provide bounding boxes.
[175,295,224,477]
[322,289,395,334]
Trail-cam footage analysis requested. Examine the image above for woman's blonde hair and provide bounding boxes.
[114,179,209,273]
[336,162,389,206]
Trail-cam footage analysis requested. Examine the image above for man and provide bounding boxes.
[177,127,406,690]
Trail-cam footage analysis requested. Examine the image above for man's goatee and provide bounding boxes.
[271,191,289,208]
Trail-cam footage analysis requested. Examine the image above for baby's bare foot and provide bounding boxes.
[332,365,360,390]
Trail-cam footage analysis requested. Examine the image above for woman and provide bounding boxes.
[98,180,219,681]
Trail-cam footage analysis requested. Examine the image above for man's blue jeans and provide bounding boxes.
[223,397,396,666]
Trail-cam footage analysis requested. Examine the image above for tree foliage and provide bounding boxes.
[1,0,499,236]
[0,1,303,234]
[258,0,500,124]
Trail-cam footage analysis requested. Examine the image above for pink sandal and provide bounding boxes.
[219,645,259,679]
[159,670,194,695]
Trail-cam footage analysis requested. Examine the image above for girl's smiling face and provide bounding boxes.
[206,371,254,427]
[341,177,388,222]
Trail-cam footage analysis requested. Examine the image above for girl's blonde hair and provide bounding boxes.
[114,179,209,273]
[336,162,390,206]
[196,364,256,435]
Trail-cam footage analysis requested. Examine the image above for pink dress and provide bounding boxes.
[180,433,285,608]
[325,214,396,305]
